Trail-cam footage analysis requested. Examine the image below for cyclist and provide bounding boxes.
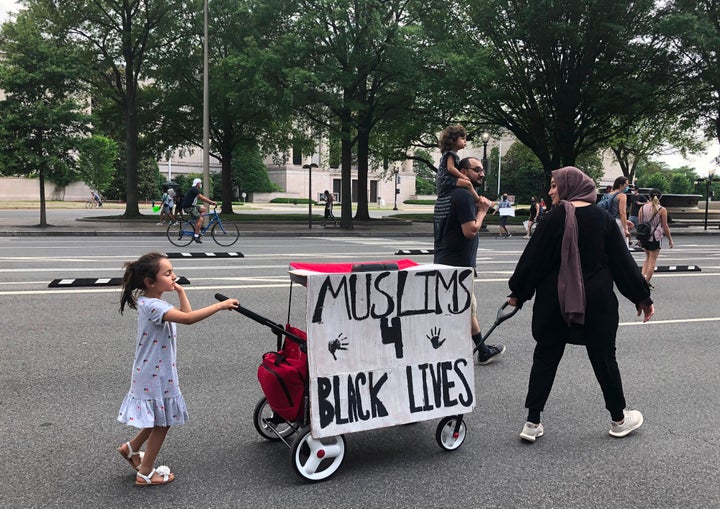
[182,178,216,244]
[91,191,103,207]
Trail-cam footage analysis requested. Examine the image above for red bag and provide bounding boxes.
[257,326,307,422]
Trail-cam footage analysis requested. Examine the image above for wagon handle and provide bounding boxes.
[215,293,306,349]
[472,301,519,355]
[495,301,519,324]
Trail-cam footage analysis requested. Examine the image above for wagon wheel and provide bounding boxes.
[252,397,297,441]
[435,416,467,451]
[290,427,345,482]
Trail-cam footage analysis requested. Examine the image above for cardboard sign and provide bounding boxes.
[499,207,515,216]
[305,264,475,438]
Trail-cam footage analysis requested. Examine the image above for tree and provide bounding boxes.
[35,0,193,218]
[0,9,87,226]
[637,172,670,193]
[284,0,429,226]
[78,135,118,195]
[425,0,686,177]
[492,142,546,203]
[153,0,295,215]
[137,157,163,202]
[661,1,720,147]
[232,143,281,195]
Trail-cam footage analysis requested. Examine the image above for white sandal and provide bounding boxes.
[135,465,174,486]
[117,442,144,471]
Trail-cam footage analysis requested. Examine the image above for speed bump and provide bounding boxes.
[49,276,191,288]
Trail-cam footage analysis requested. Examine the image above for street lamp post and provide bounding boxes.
[700,168,716,231]
[480,132,490,232]
[393,170,399,211]
[481,132,490,194]
[202,0,210,192]
[303,163,318,229]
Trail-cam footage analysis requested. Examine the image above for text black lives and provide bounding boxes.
[317,359,473,429]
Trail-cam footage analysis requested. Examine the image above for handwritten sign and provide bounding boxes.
[305,264,475,438]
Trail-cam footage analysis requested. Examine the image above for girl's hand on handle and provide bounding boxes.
[507,296,518,307]
[218,298,239,311]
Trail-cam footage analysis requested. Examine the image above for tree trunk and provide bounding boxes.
[340,111,353,229]
[123,82,141,218]
[38,165,47,227]
[354,127,371,221]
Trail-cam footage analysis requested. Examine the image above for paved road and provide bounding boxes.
[0,236,718,508]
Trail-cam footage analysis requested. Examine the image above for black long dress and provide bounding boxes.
[509,204,652,345]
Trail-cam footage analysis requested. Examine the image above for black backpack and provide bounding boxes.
[635,208,661,242]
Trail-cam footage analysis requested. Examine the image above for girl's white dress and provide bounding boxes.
[117,297,189,428]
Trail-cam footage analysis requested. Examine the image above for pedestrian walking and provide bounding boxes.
[322,190,338,227]
[116,252,238,485]
[434,156,505,364]
[493,194,513,238]
[524,197,539,238]
[507,166,654,443]
[638,189,674,287]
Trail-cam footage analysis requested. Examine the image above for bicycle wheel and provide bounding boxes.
[211,221,240,247]
[167,221,194,247]
[85,201,93,208]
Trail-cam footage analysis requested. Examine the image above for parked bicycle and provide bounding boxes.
[166,206,240,247]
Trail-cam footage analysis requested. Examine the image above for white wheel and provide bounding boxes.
[290,427,345,482]
[253,397,297,441]
[436,416,467,451]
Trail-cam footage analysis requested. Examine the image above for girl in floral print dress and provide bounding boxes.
[117,252,238,486]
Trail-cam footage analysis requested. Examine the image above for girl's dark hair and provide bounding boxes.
[120,252,167,314]
[439,125,467,152]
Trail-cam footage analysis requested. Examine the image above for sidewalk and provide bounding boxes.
[1,205,718,237]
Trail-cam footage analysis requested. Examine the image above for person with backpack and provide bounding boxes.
[637,189,674,288]
[598,176,631,247]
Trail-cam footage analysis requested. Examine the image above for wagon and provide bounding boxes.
[217,259,479,482]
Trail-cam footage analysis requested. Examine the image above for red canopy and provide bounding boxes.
[288,259,419,274]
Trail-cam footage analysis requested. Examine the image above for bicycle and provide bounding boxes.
[166,206,240,247]
[85,200,101,208]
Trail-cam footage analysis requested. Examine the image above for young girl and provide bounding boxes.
[116,252,238,486]
[437,125,482,202]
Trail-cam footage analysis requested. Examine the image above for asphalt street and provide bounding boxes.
[0,234,718,508]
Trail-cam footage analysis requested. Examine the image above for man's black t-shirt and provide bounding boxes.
[433,187,479,268]
[182,186,200,208]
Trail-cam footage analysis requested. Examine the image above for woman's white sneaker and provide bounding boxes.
[519,422,544,442]
[609,409,644,437]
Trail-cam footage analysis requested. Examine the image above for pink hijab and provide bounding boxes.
[552,167,597,326]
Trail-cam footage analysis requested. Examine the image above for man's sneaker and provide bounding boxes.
[519,422,544,442]
[477,344,505,365]
[609,409,644,438]
[193,236,202,244]
[506,233,512,238]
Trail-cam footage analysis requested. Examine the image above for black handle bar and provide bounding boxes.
[215,293,306,349]
[473,301,519,355]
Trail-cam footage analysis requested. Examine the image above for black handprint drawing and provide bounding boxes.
[426,326,446,349]
[328,333,349,360]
